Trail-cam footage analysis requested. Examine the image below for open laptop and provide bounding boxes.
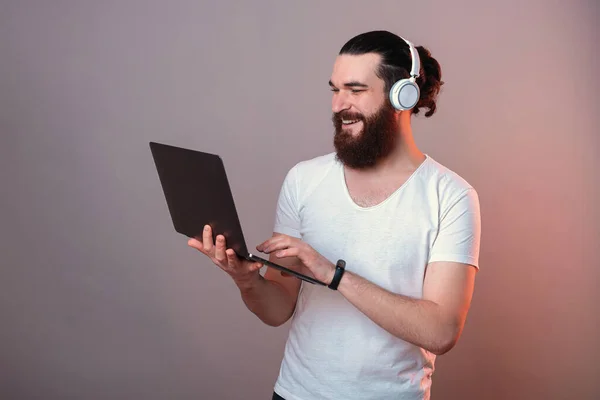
[149,141,327,286]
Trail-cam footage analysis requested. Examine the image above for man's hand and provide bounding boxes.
[188,225,263,288]
[256,234,336,285]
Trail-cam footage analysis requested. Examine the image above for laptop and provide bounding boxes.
[149,141,327,286]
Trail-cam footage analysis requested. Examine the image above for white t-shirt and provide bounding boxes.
[271,152,481,400]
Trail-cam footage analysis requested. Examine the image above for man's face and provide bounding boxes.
[329,53,399,169]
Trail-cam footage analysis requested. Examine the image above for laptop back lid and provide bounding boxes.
[149,141,249,257]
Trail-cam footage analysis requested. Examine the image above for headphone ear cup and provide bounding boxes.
[389,79,420,111]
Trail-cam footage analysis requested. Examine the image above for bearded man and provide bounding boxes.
[189,30,481,400]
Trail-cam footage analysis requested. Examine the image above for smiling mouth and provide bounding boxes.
[342,119,360,125]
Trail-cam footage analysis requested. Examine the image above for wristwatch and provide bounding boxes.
[328,259,346,290]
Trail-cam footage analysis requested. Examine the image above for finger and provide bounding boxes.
[255,240,271,252]
[214,235,227,262]
[225,249,240,268]
[275,247,299,258]
[256,235,287,253]
[248,261,263,272]
[202,225,214,253]
[260,237,292,254]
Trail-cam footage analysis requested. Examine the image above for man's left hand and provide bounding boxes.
[256,235,336,285]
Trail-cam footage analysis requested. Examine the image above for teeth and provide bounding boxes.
[342,119,359,124]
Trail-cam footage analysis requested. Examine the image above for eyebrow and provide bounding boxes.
[328,79,369,88]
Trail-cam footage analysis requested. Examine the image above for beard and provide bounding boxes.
[332,102,398,169]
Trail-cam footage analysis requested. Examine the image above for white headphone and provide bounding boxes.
[389,36,421,111]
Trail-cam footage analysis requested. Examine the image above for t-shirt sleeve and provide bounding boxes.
[272,165,302,238]
[429,188,481,268]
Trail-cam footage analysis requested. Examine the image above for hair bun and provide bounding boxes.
[414,45,444,117]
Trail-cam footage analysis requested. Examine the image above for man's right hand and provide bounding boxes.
[187,224,263,288]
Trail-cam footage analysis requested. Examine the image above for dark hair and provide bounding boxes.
[339,30,444,117]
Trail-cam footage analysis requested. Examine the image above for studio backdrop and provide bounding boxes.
[1,1,598,399]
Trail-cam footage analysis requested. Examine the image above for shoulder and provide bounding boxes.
[292,152,338,175]
[285,152,337,185]
[280,152,338,202]
[423,156,474,190]
[420,155,479,208]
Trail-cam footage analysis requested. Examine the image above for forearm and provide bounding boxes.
[236,273,296,327]
[337,271,457,355]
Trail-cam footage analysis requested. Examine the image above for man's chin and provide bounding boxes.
[335,127,364,143]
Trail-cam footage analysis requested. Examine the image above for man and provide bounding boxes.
[189,30,481,400]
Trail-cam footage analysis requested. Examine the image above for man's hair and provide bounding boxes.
[339,30,444,117]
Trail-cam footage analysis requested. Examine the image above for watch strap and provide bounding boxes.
[328,259,346,290]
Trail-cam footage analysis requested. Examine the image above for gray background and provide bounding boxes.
[1,1,598,399]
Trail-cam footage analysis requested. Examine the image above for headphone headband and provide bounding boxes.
[399,36,420,79]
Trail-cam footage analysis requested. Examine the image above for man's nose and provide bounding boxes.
[332,91,350,114]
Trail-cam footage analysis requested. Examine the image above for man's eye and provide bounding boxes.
[351,89,364,94]
[330,88,339,92]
